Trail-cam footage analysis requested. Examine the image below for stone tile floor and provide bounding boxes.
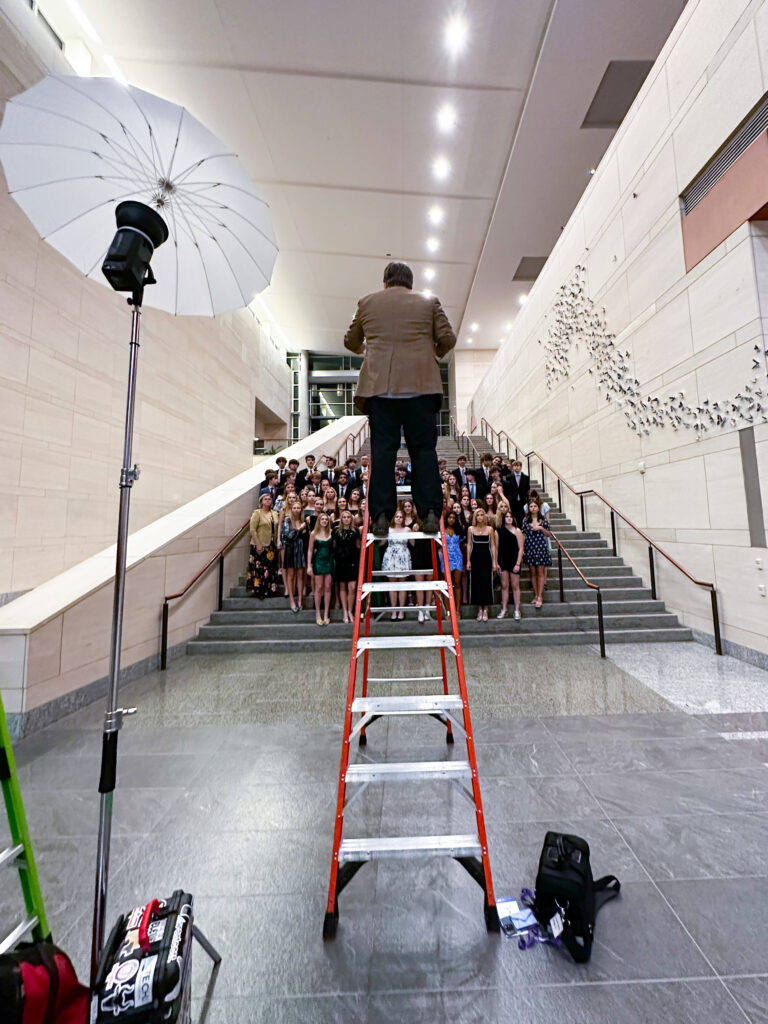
[3,643,768,1022]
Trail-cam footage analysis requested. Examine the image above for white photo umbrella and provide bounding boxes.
[0,74,277,315]
[0,74,275,982]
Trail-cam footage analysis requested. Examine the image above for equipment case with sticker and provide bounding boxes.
[91,890,193,1023]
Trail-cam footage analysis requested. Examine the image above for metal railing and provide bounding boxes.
[449,415,483,464]
[551,530,605,658]
[160,521,250,669]
[330,419,370,466]
[479,418,722,654]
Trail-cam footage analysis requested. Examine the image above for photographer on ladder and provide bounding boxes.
[344,261,456,538]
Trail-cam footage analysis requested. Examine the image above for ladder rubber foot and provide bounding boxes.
[445,731,455,745]
[485,905,501,933]
[358,733,367,747]
[323,911,339,940]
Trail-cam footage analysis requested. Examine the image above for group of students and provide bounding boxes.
[247,448,554,626]
[247,451,369,625]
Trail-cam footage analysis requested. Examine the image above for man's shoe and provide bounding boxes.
[372,513,389,538]
[422,510,440,535]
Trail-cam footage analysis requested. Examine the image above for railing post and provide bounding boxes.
[648,546,657,600]
[710,588,723,655]
[527,454,531,478]
[160,601,169,671]
[579,494,586,532]
[558,545,564,603]
[541,460,546,494]
[596,589,606,658]
[610,509,617,557]
[217,553,225,611]
[557,479,563,513]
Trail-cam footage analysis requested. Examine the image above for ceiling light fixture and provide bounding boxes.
[426,236,440,253]
[432,155,451,181]
[436,102,458,133]
[422,288,432,297]
[505,322,513,331]
[467,337,473,344]
[470,322,479,331]
[444,13,468,56]
[423,267,436,281]
[428,204,445,226]
[519,294,528,305]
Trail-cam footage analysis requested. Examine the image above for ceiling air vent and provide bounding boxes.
[582,61,653,129]
[512,256,548,282]
[681,91,768,214]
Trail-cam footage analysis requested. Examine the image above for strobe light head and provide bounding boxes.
[102,200,169,294]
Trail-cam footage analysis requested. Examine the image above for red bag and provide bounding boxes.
[0,942,88,1024]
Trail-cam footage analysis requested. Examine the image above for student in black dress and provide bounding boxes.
[279,499,307,613]
[522,497,552,609]
[466,508,497,622]
[333,510,360,624]
[496,511,524,620]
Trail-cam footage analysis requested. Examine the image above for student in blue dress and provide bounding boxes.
[522,497,552,609]
[439,510,464,614]
[380,508,412,620]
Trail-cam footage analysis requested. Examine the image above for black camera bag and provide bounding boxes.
[533,831,620,963]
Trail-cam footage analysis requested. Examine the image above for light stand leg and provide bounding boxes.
[193,924,222,965]
[90,300,142,986]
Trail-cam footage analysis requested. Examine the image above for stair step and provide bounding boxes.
[339,834,481,862]
[187,626,693,654]
[351,694,464,715]
[346,761,472,783]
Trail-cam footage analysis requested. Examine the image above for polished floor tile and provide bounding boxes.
[7,639,768,1017]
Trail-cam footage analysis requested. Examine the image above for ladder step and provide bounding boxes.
[362,581,448,594]
[0,916,38,956]
[0,844,24,869]
[367,531,441,542]
[339,834,481,862]
[346,760,472,783]
[367,676,444,683]
[351,694,464,714]
[356,635,456,653]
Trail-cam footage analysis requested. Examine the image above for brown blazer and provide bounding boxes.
[344,286,456,411]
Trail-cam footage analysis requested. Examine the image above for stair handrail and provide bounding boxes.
[479,417,722,654]
[160,520,250,669]
[549,529,605,658]
[449,415,483,465]
[330,419,370,467]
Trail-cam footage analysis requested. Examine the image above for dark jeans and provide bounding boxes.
[367,395,442,519]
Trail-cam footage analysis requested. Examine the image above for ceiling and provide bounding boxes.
[37,0,686,353]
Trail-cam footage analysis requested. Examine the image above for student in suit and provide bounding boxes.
[257,470,282,503]
[344,458,361,488]
[452,455,470,493]
[502,459,530,525]
[344,260,456,536]
[295,455,318,492]
[465,470,479,503]
[475,454,495,499]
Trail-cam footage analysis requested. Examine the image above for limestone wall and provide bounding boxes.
[472,0,768,659]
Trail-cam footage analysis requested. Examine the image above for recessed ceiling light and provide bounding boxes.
[466,337,473,344]
[422,288,432,297]
[505,322,513,331]
[426,237,440,253]
[444,13,468,56]
[470,322,479,331]
[428,204,445,226]
[432,155,451,181]
[423,267,436,281]
[436,103,458,134]
[519,294,528,305]
[498,338,505,345]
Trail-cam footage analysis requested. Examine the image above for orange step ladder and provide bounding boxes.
[323,508,499,938]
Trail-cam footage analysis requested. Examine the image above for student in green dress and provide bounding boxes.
[308,511,334,626]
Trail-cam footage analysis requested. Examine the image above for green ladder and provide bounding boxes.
[0,691,49,954]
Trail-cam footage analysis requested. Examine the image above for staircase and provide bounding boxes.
[187,436,691,655]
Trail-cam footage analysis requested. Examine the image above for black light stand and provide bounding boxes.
[89,202,168,985]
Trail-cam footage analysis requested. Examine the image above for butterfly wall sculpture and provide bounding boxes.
[540,266,767,436]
